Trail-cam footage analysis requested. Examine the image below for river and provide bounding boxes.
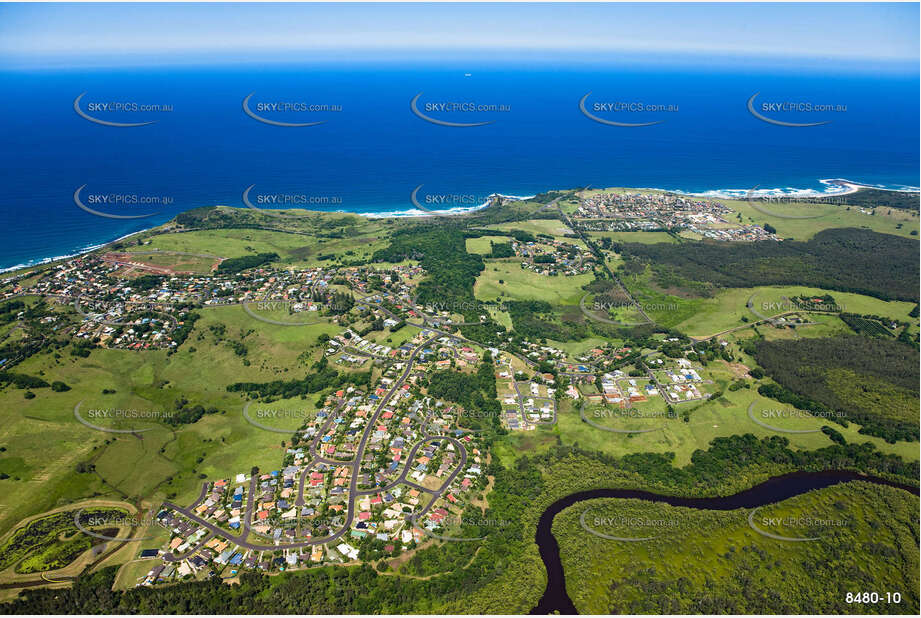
[530,470,919,614]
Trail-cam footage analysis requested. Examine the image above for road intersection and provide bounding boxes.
[161,334,475,560]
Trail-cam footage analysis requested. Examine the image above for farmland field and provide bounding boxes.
[553,386,918,466]
[0,302,342,537]
[474,260,593,306]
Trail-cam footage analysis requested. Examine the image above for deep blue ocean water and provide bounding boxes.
[0,59,917,271]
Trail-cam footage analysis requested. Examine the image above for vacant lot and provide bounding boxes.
[482,218,574,237]
[474,261,592,306]
[465,236,510,255]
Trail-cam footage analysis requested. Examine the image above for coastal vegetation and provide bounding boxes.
[615,228,919,302]
[752,335,919,442]
[216,252,279,274]
[553,482,919,614]
[3,438,917,613]
[0,189,918,610]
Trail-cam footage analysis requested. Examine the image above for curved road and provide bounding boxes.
[160,334,472,557]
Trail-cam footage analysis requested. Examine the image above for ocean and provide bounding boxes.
[0,57,918,271]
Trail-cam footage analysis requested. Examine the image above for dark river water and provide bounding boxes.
[530,470,920,615]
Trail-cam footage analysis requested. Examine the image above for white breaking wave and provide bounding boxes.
[2,180,915,275]
[680,178,919,200]
[363,193,534,219]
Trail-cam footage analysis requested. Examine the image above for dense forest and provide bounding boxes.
[552,482,919,614]
[616,228,919,301]
[216,252,279,274]
[372,225,509,346]
[488,241,515,258]
[0,299,26,324]
[463,228,536,243]
[425,353,502,432]
[753,335,919,442]
[834,188,920,211]
[164,399,222,427]
[506,300,591,342]
[373,226,484,313]
[0,370,50,389]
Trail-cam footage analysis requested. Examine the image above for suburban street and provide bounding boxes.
[160,333,472,559]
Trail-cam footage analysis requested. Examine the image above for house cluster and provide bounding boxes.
[574,192,778,242]
[416,448,484,537]
[243,267,335,309]
[493,339,688,431]
[325,329,399,360]
[511,340,642,377]
[0,270,35,299]
[585,370,659,406]
[650,357,707,402]
[582,353,711,410]
[135,341,493,585]
[74,312,179,350]
[518,341,567,366]
[28,255,251,307]
[577,191,733,225]
[511,239,596,276]
[339,264,425,299]
[419,305,491,328]
[500,380,556,430]
[8,257,325,349]
[693,225,778,242]
[7,253,436,354]
[571,345,637,372]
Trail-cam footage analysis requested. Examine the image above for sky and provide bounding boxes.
[0,2,918,67]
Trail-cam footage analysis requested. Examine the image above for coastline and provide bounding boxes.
[2,178,918,277]
[687,178,920,200]
[0,229,152,277]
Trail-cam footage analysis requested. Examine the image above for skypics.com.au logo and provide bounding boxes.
[242,402,320,434]
[410,93,510,127]
[579,92,677,127]
[746,92,846,127]
[73,401,174,434]
[74,184,170,220]
[74,92,172,127]
[580,507,682,541]
[242,184,343,218]
[410,185,499,216]
[242,298,349,326]
[243,92,342,127]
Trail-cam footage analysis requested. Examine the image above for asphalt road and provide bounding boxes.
[160,334,471,557]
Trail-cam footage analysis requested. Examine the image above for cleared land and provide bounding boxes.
[474,261,592,306]
[0,302,340,537]
[481,218,575,237]
[720,195,919,241]
[613,281,919,337]
[585,231,679,244]
[132,226,392,268]
[552,375,917,467]
[465,236,511,255]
